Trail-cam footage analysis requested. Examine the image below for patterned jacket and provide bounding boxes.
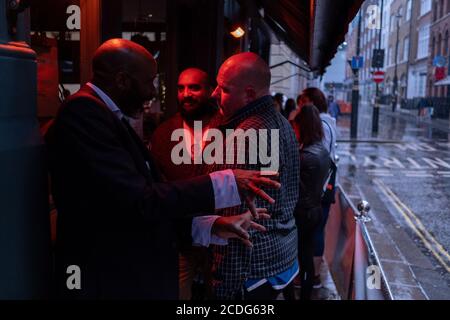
[206,95,300,299]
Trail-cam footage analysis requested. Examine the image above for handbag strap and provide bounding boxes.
[321,119,334,151]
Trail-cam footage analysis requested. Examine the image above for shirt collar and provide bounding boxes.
[220,95,274,129]
[86,82,125,120]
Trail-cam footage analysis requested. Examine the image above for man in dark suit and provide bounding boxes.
[45,39,279,299]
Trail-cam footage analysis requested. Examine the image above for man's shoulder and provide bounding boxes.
[235,109,277,130]
[57,87,108,119]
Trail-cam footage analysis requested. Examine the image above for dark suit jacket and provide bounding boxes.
[45,85,215,299]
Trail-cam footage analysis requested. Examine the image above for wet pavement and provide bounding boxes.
[336,102,450,299]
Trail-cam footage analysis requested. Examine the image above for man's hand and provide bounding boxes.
[211,208,270,247]
[232,169,281,218]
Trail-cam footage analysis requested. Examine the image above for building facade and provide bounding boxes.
[407,0,432,99]
[384,0,414,105]
[427,0,450,97]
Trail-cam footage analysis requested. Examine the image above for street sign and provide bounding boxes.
[435,67,446,81]
[373,71,385,83]
[433,55,447,67]
[352,56,364,69]
[372,49,385,68]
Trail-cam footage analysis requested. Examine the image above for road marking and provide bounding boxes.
[365,169,394,177]
[405,174,434,178]
[374,179,450,273]
[369,173,394,177]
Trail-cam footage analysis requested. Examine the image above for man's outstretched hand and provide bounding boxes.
[211,208,270,247]
[232,169,280,219]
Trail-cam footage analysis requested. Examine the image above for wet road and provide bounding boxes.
[335,103,450,299]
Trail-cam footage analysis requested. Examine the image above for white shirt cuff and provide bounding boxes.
[192,216,228,247]
[209,169,241,210]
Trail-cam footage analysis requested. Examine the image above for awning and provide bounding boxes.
[259,0,364,75]
[434,77,450,86]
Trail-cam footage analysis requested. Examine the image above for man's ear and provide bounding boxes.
[244,86,256,102]
[115,72,131,91]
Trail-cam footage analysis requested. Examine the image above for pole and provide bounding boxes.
[351,9,363,139]
[392,15,400,112]
[372,0,384,133]
[0,0,51,298]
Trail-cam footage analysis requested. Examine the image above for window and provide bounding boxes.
[417,24,431,59]
[445,31,449,56]
[403,37,409,62]
[438,33,443,55]
[420,0,432,16]
[388,46,392,66]
[406,0,412,21]
[418,73,426,97]
[434,1,438,20]
[383,9,388,29]
[440,0,445,18]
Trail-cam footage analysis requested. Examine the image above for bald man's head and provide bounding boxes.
[219,52,271,93]
[91,39,157,118]
[212,52,271,119]
[92,39,155,81]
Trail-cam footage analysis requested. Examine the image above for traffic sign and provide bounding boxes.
[373,71,385,83]
[351,56,364,69]
[372,49,385,68]
[433,55,447,67]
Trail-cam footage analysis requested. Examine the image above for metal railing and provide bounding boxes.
[324,185,393,300]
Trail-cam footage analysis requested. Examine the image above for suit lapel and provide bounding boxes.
[80,85,155,182]
[120,118,163,182]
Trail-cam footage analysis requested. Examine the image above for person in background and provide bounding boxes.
[283,98,297,120]
[296,87,337,289]
[151,68,221,300]
[327,95,341,121]
[273,92,284,113]
[291,104,331,300]
[288,93,306,123]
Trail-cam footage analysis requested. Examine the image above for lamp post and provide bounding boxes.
[372,0,384,133]
[392,13,402,112]
[350,9,363,139]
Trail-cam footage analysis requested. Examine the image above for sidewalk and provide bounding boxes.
[378,103,450,133]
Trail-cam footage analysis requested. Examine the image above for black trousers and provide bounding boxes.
[295,207,322,300]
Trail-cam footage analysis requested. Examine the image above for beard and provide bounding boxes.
[179,98,218,121]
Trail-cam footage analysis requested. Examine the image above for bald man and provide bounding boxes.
[206,52,301,300]
[45,40,279,299]
[151,68,221,300]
